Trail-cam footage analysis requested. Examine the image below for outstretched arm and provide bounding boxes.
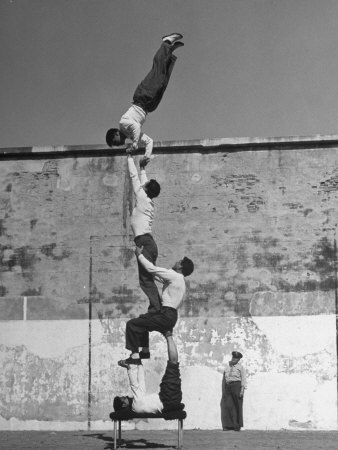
[139,166,148,186]
[135,247,175,283]
[127,155,142,193]
[128,155,150,197]
[127,121,141,151]
[139,133,153,159]
[127,364,146,399]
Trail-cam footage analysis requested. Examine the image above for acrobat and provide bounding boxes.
[127,153,161,313]
[118,245,194,364]
[106,33,184,162]
[114,334,184,414]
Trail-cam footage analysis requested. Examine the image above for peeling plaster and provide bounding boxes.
[0,145,338,429]
[56,160,76,192]
[0,315,336,429]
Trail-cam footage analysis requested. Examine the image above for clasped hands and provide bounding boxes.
[126,146,150,168]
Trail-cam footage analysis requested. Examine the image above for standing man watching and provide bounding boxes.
[221,351,247,432]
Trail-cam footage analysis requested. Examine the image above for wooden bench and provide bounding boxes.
[109,409,187,449]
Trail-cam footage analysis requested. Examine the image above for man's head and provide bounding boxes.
[113,395,132,411]
[172,257,194,277]
[106,128,127,147]
[144,179,161,199]
[230,351,243,365]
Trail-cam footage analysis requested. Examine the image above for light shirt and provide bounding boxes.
[224,362,247,389]
[127,157,154,237]
[138,255,186,309]
[128,364,163,414]
[119,105,153,158]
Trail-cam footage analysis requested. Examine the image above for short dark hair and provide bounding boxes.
[146,179,161,198]
[232,351,243,359]
[106,128,126,147]
[181,257,194,276]
[113,396,132,411]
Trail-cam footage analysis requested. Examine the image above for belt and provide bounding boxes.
[161,306,177,312]
[227,381,240,384]
[135,233,153,239]
[132,102,147,114]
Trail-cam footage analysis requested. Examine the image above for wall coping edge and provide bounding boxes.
[1,134,338,156]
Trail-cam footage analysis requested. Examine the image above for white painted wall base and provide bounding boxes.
[0,315,336,430]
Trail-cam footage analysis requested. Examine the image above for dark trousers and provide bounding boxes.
[125,307,177,352]
[134,234,161,313]
[133,43,177,113]
[221,381,243,430]
[159,361,183,412]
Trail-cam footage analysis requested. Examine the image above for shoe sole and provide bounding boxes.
[118,360,130,369]
[162,33,183,42]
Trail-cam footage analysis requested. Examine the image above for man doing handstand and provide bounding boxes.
[106,32,184,162]
[114,334,183,414]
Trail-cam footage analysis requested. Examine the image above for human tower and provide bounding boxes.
[107,33,194,414]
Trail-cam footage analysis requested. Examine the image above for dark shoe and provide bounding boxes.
[118,360,130,369]
[162,33,183,44]
[171,41,184,52]
[234,428,241,432]
[118,357,141,368]
[139,351,150,359]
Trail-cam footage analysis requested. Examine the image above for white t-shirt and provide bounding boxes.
[119,105,153,158]
[128,157,154,237]
[138,255,186,309]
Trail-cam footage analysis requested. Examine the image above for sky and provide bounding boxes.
[2,0,338,147]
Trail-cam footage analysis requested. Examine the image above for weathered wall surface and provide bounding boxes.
[0,137,337,430]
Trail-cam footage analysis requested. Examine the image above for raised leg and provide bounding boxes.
[132,43,177,113]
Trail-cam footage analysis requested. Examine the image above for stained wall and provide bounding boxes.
[0,136,337,430]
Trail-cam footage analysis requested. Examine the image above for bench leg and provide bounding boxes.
[178,418,183,449]
[113,420,117,449]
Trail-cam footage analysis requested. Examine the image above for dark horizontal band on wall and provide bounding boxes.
[2,134,338,157]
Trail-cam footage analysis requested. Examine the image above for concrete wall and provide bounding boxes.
[0,136,337,430]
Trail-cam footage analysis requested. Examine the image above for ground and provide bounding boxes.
[0,430,338,450]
